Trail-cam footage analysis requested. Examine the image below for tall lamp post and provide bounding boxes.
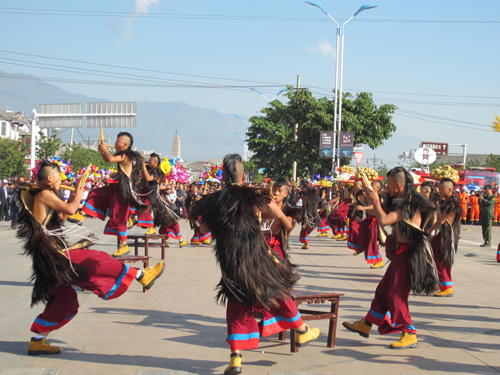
[306,1,377,171]
[250,87,288,105]
[234,115,250,161]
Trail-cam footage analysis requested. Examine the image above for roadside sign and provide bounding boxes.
[420,142,448,156]
[339,132,354,148]
[353,152,364,166]
[319,131,334,158]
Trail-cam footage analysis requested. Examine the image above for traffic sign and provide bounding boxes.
[353,152,364,166]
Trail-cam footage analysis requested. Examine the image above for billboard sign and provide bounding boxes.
[420,142,448,156]
[339,132,354,148]
[339,148,353,158]
[319,131,334,158]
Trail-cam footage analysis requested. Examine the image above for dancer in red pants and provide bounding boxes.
[343,167,438,349]
[18,160,164,355]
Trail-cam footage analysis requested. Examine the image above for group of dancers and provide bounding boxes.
[17,131,462,374]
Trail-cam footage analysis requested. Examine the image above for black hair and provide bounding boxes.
[149,152,161,165]
[117,131,134,149]
[222,153,243,184]
[421,181,435,193]
[37,160,61,182]
[485,184,492,190]
[387,166,415,194]
[440,177,454,185]
[274,177,289,189]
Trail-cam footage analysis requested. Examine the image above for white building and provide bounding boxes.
[0,109,31,140]
[172,131,181,158]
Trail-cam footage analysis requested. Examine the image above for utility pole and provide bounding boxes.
[365,155,382,170]
[70,128,74,146]
[88,135,90,149]
[292,75,300,183]
[108,133,111,146]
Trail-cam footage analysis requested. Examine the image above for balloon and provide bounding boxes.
[314,174,321,180]
[60,172,68,181]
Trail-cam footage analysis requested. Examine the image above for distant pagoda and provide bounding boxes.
[172,131,181,158]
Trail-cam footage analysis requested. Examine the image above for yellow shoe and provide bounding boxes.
[67,212,84,225]
[342,318,371,338]
[301,244,309,249]
[202,239,212,245]
[179,240,189,248]
[332,233,342,239]
[145,227,156,235]
[113,244,130,258]
[337,235,347,241]
[295,325,320,348]
[127,217,137,229]
[28,337,61,355]
[224,353,242,375]
[390,331,418,349]
[353,250,364,256]
[138,262,164,290]
[316,232,328,237]
[191,241,202,246]
[370,261,384,269]
[434,288,453,297]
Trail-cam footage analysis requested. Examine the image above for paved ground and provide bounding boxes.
[0,216,499,375]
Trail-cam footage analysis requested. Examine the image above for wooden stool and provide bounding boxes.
[118,234,168,260]
[115,255,151,293]
[278,291,344,353]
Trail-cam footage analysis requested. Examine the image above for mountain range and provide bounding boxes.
[0,71,243,162]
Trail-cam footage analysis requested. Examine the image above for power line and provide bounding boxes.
[0,8,499,24]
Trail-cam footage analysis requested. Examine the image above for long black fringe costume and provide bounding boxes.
[384,190,439,295]
[115,149,146,210]
[299,187,321,229]
[17,188,91,307]
[436,197,462,268]
[189,185,300,309]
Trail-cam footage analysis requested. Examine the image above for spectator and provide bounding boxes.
[0,180,10,221]
[8,177,25,230]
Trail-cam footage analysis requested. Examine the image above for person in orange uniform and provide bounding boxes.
[457,187,469,225]
[469,192,480,225]
[494,191,500,226]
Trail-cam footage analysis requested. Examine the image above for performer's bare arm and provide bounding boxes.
[364,188,402,226]
[142,162,155,182]
[268,200,293,232]
[429,210,454,234]
[34,187,85,224]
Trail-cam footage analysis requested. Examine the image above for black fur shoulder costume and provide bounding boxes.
[437,197,462,267]
[189,185,300,309]
[385,191,439,295]
[115,148,145,210]
[299,187,321,229]
[17,188,92,307]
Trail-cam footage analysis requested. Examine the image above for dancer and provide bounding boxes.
[190,155,319,375]
[81,132,145,257]
[327,184,350,240]
[343,167,438,349]
[185,183,212,245]
[429,178,462,297]
[19,160,163,355]
[298,185,320,249]
[316,188,331,237]
[354,180,384,268]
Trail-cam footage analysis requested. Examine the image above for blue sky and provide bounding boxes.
[0,0,499,167]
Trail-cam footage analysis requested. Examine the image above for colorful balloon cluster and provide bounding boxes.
[30,157,117,184]
[159,157,190,184]
[199,164,223,181]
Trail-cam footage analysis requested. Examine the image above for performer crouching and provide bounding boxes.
[343,167,438,349]
[190,154,320,375]
[19,160,163,355]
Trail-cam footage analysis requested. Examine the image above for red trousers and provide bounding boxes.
[363,216,382,264]
[192,223,211,243]
[226,237,302,351]
[31,249,136,334]
[82,185,130,242]
[159,222,182,240]
[431,233,453,291]
[365,243,416,335]
[347,219,363,252]
[317,210,330,233]
[299,226,313,244]
[327,202,349,235]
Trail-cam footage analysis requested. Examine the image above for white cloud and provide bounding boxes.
[308,39,336,59]
[126,0,160,30]
[119,32,134,44]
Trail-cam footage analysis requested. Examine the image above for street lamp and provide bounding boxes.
[250,87,288,104]
[234,115,251,161]
[306,1,377,172]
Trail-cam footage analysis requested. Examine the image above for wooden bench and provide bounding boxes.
[115,255,151,293]
[278,291,344,353]
[117,234,168,260]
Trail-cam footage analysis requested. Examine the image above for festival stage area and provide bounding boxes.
[0,219,498,375]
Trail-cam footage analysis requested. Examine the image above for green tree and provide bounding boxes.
[62,144,114,172]
[37,131,63,159]
[243,159,265,184]
[247,87,396,178]
[485,154,500,171]
[0,138,29,178]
